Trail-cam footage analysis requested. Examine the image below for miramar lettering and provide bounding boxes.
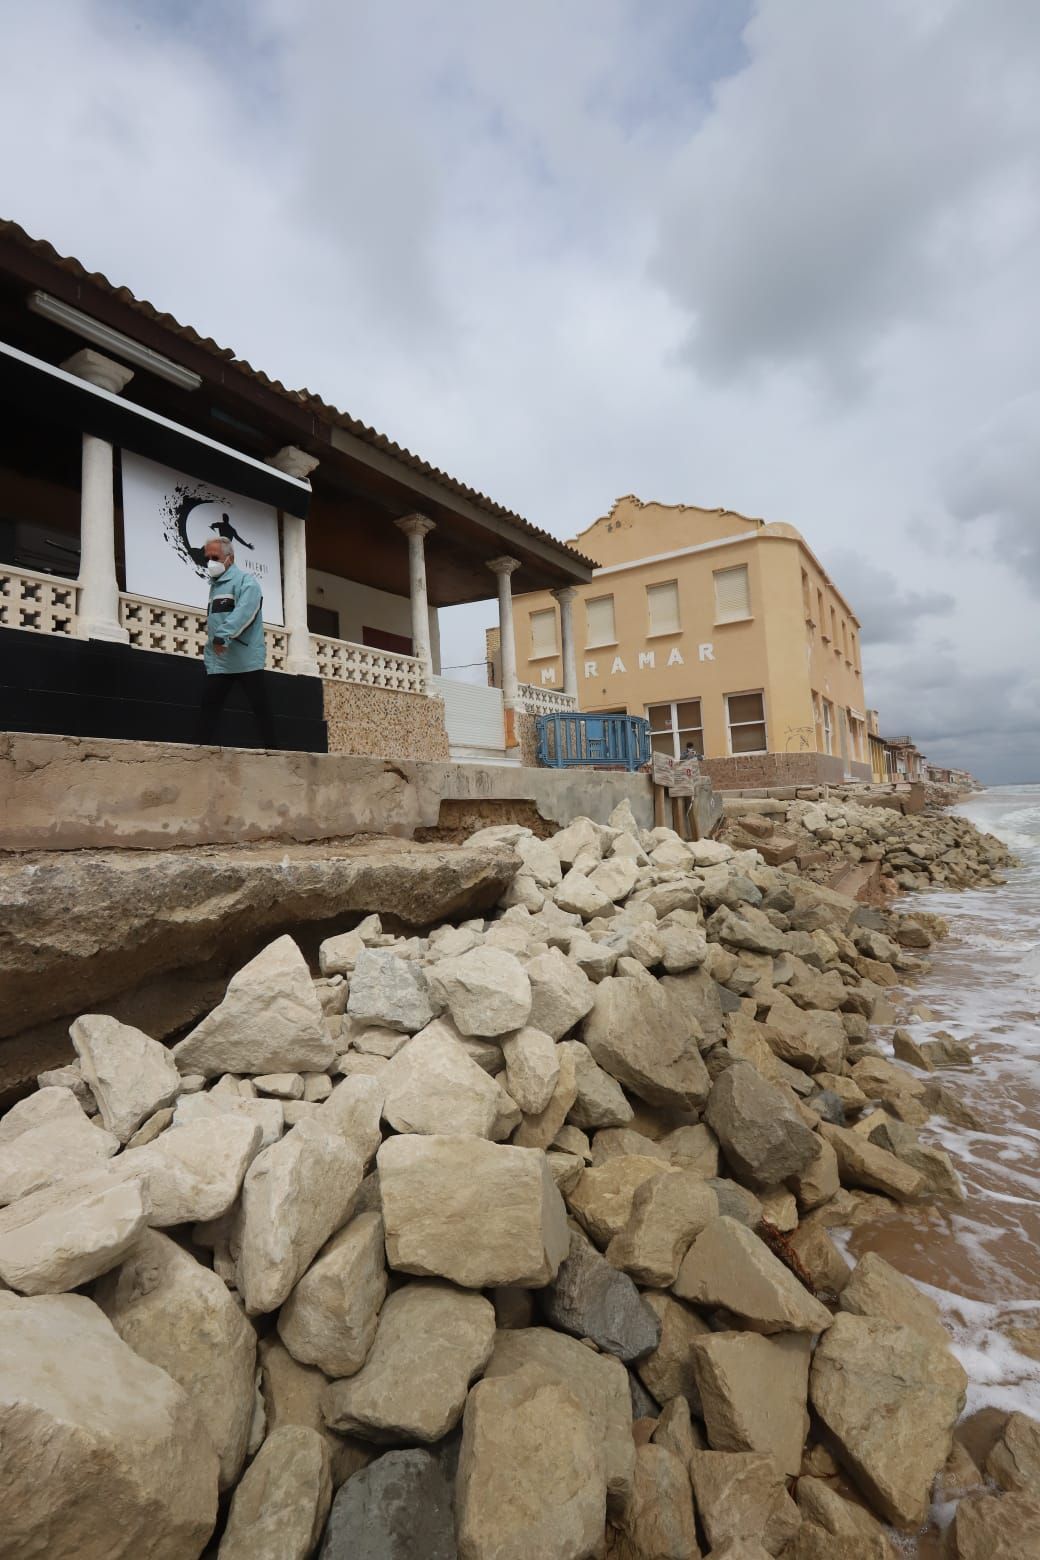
[540,642,715,685]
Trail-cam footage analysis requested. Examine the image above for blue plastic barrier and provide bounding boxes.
[536,713,652,772]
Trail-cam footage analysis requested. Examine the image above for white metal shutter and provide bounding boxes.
[430,676,505,749]
[529,608,558,657]
[646,580,680,636]
[714,565,751,623]
[585,594,616,646]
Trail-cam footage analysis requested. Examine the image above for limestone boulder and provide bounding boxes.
[948,1492,1040,1560]
[321,1074,385,1164]
[785,1220,851,1297]
[689,1450,801,1557]
[347,948,439,1034]
[705,1064,818,1188]
[511,1044,575,1150]
[378,1134,570,1288]
[819,1123,925,1200]
[583,973,711,1110]
[809,1312,967,1528]
[425,945,532,1038]
[258,1335,332,1444]
[318,1448,457,1560]
[789,1133,840,1213]
[456,1364,607,1560]
[555,866,616,920]
[674,1217,833,1335]
[219,1425,332,1560]
[636,1290,712,1411]
[174,935,336,1075]
[95,1229,256,1491]
[380,1022,513,1139]
[692,1331,811,1477]
[235,1118,364,1314]
[122,1113,264,1224]
[566,1155,670,1246]
[588,855,639,904]
[795,1476,897,1554]
[70,1013,181,1144]
[607,1170,719,1286]
[610,1444,700,1560]
[501,1026,561,1113]
[660,1122,720,1176]
[0,1169,149,1293]
[324,1280,495,1443]
[173,1088,283,1148]
[0,1087,119,1205]
[851,1055,926,1100]
[868,1117,966,1201]
[0,1291,218,1559]
[838,1251,950,1345]
[254,1072,305,1099]
[278,1212,387,1378]
[591,1127,667,1165]
[539,1225,661,1361]
[560,1039,634,1130]
[483,1326,635,1513]
[985,1411,1040,1494]
[526,948,596,1040]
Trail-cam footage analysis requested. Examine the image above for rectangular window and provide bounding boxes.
[841,619,849,659]
[822,699,833,755]
[585,594,616,648]
[646,580,680,636]
[529,607,558,658]
[714,564,751,624]
[646,699,703,759]
[726,690,767,754]
[801,569,812,620]
[812,691,824,751]
[831,606,839,649]
[818,589,828,639]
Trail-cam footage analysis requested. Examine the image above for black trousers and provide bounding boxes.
[198,670,277,750]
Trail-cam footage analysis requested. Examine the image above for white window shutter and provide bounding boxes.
[714,565,751,622]
[585,595,616,646]
[647,581,680,635]
[529,608,557,657]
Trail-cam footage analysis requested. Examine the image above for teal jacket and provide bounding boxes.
[203,564,266,675]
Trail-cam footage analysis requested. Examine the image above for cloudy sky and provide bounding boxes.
[3,0,1039,780]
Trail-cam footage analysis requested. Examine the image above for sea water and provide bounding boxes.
[839,785,1040,1547]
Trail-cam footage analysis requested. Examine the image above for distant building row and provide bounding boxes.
[489,495,940,789]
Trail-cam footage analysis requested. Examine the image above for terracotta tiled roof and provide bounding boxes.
[0,219,595,571]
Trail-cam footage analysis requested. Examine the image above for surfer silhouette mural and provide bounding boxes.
[161,485,257,577]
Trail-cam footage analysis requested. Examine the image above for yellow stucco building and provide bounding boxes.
[513,496,872,787]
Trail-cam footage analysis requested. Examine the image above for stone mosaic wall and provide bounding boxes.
[517,710,540,768]
[323,681,450,760]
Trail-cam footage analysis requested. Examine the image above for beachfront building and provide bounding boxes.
[511,495,872,787]
[0,222,588,764]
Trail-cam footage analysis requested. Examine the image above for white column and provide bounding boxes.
[62,349,134,642]
[552,585,578,699]
[427,603,442,675]
[395,514,436,676]
[487,556,521,709]
[267,445,320,675]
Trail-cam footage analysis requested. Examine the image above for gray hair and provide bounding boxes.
[208,536,234,560]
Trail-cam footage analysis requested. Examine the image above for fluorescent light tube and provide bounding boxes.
[27,290,203,391]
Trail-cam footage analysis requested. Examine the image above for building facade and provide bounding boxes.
[513,495,872,786]
[0,222,589,765]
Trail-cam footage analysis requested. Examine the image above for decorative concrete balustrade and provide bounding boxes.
[0,565,80,637]
[518,681,579,716]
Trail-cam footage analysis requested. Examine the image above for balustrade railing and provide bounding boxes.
[0,565,79,636]
[3,568,425,696]
[313,634,426,694]
[519,681,578,716]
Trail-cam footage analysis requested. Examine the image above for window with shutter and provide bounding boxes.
[646,580,680,636]
[585,594,616,648]
[713,565,751,623]
[529,608,558,658]
[726,690,767,754]
[645,699,703,758]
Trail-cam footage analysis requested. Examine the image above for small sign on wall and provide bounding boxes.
[652,752,701,796]
[121,451,284,623]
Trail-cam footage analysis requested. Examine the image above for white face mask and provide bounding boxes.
[206,558,227,578]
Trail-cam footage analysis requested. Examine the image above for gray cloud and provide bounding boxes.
[823,551,955,645]
[1,0,1038,779]
[943,393,1040,583]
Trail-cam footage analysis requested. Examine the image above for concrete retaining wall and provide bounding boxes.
[700,752,872,789]
[0,733,657,851]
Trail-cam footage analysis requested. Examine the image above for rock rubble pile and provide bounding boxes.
[720,793,1015,893]
[1,799,1033,1559]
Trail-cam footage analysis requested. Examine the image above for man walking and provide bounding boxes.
[197,537,276,749]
